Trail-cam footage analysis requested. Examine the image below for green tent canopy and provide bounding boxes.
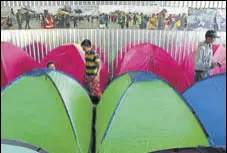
[1,69,92,153]
[96,71,209,153]
[1,139,48,153]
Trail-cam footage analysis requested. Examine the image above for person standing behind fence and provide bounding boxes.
[24,12,31,29]
[194,30,221,82]
[81,39,102,105]
[16,9,22,29]
[148,14,157,30]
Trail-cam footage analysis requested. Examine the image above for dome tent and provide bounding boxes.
[183,74,226,147]
[96,71,209,153]
[114,43,190,93]
[1,139,49,153]
[39,44,109,92]
[1,42,37,89]
[1,69,92,153]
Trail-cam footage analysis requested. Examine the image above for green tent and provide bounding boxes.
[1,139,48,153]
[1,69,92,153]
[96,71,209,153]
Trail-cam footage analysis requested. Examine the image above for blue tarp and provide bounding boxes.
[183,74,226,147]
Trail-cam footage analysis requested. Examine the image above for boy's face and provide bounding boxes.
[82,46,90,52]
[48,63,55,70]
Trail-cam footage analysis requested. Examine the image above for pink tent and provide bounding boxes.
[1,42,37,88]
[115,43,190,93]
[39,44,109,92]
[212,44,226,55]
[179,51,196,87]
[23,41,50,63]
[113,42,143,78]
[211,44,226,75]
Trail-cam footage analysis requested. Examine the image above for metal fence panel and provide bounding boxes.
[1,29,226,78]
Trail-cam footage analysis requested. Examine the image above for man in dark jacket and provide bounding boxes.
[24,12,30,29]
[16,9,22,29]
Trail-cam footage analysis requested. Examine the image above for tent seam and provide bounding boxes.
[45,73,83,153]
[101,82,134,143]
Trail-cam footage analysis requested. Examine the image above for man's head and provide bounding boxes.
[81,39,92,52]
[46,61,55,70]
[205,30,220,44]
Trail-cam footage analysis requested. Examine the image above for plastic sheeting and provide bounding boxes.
[1,42,37,88]
[114,43,190,92]
[183,74,226,147]
[39,44,109,92]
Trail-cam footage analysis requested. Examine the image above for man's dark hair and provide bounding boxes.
[205,30,220,39]
[81,39,91,47]
[46,61,54,68]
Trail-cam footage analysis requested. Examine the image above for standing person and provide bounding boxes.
[158,9,167,30]
[126,13,130,29]
[16,9,22,29]
[138,13,143,29]
[10,8,15,16]
[65,14,70,28]
[24,12,30,29]
[182,13,188,30]
[133,13,137,25]
[194,30,221,82]
[45,13,54,29]
[81,39,102,104]
[119,12,125,29]
[148,13,157,30]
[73,16,78,27]
[81,39,102,153]
[40,13,45,28]
[104,14,109,28]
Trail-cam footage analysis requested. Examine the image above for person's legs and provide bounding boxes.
[91,103,96,153]
[195,70,207,83]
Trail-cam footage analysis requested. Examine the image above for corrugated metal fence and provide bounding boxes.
[1,1,226,78]
[1,29,226,78]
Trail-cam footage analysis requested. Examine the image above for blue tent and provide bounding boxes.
[183,74,226,147]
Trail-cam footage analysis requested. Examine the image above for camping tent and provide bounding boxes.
[183,74,226,147]
[1,139,48,153]
[150,147,226,153]
[96,71,209,153]
[39,44,109,92]
[1,42,37,89]
[212,44,226,55]
[211,45,226,75]
[114,43,190,93]
[23,41,50,63]
[180,51,196,86]
[1,69,92,153]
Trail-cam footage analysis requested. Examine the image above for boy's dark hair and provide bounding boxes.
[46,61,54,68]
[81,39,91,48]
